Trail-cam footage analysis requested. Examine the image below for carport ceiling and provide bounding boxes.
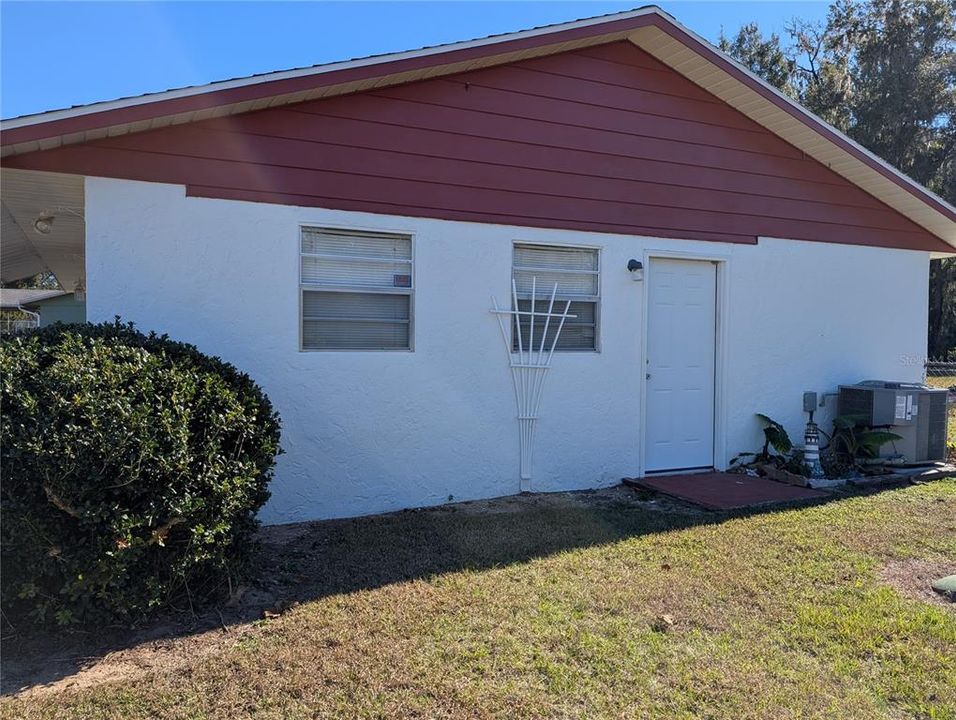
[1,169,85,290]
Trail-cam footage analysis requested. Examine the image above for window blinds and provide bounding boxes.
[512,244,599,351]
[300,228,413,350]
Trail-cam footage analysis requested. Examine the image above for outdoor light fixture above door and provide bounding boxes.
[627,259,644,281]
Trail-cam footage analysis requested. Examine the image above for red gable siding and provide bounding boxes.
[5,41,946,251]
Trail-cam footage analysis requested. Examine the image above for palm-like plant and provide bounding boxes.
[827,415,902,463]
[755,413,793,460]
[731,413,794,467]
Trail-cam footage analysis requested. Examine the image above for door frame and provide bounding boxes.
[637,249,730,478]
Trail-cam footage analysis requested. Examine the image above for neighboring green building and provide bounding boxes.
[32,292,86,326]
[0,288,86,330]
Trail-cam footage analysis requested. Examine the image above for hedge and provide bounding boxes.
[1,320,281,626]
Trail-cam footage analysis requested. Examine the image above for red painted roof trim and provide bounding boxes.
[0,12,657,147]
[3,7,952,236]
[649,18,956,224]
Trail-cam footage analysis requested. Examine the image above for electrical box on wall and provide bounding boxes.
[838,381,947,463]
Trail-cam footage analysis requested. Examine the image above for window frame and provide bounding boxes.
[298,224,416,352]
[511,241,602,353]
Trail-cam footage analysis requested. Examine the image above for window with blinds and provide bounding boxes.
[300,227,413,350]
[512,243,599,351]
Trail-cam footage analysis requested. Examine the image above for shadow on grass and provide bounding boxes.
[0,481,907,695]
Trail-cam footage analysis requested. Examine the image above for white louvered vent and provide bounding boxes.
[300,227,413,350]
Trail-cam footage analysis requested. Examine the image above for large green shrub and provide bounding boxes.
[1,321,281,626]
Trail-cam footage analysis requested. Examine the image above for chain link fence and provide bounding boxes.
[925,359,956,457]
[924,359,956,388]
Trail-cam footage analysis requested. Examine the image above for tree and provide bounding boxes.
[721,0,956,356]
[0,271,60,290]
[786,10,855,130]
[826,0,955,193]
[718,23,795,93]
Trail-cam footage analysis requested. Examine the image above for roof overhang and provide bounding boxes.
[2,6,954,252]
[0,287,68,309]
[0,7,664,155]
[0,169,85,289]
[626,20,956,255]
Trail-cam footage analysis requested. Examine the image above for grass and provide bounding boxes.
[4,482,956,719]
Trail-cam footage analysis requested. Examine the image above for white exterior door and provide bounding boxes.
[645,258,717,472]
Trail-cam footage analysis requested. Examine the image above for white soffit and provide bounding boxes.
[1,203,46,281]
[0,169,85,289]
[628,24,956,251]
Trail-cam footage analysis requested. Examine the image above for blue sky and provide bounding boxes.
[1,2,829,120]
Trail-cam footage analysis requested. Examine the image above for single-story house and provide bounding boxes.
[0,288,85,329]
[2,7,954,523]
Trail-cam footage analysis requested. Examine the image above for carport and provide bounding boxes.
[1,168,86,294]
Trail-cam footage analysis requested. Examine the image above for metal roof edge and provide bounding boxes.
[1,6,663,130]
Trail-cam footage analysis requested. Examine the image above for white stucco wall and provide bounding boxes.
[85,177,930,523]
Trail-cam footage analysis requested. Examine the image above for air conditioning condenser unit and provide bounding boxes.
[837,381,947,464]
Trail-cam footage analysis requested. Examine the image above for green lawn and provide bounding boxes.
[4,481,955,720]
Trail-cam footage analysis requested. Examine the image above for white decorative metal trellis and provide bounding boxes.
[491,278,575,490]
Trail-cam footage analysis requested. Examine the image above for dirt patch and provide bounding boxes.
[416,485,708,517]
[881,558,956,608]
[2,622,263,697]
[0,598,274,698]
